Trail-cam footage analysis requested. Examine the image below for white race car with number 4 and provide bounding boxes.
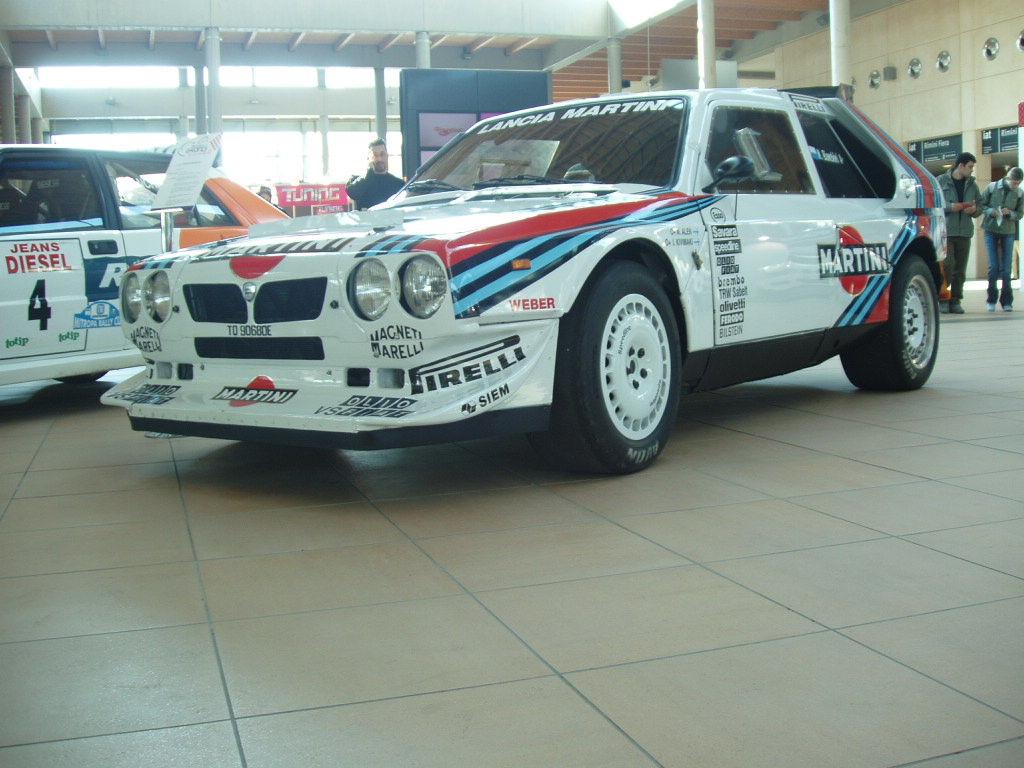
[103,88,945,474]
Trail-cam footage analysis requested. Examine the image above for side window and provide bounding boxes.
[798,112,881,198]
[0,158,104,233]
[105,158,238,230]
[705,106,814,194]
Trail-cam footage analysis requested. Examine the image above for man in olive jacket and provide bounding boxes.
[937,152,981,314]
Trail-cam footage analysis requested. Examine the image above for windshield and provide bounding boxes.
[412,97,688,191]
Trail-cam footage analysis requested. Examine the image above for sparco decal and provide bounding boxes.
[370,324,424,359]
[315,395,416,418]
[409,336,525,394]
[106,383,180,405]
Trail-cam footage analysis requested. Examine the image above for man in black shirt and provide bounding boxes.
[346,138,404,210]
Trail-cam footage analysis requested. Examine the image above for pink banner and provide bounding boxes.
[275,184,349,207]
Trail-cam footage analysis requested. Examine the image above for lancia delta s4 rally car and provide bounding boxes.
[103,88,945,474]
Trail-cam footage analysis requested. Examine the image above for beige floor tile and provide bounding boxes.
[189,502,404,559]
[29,429,175,470]
[619,498,880,562]
[793,481,1024,535]
[200,541,461,621]
[0,519,193,577]
[0,562,206,642]
[238,678,654,768]
[909,739,1024,767]
[971,433,1024,455]
[843,599,1024,720]
[376,485,597,539]
[568,633,1023,768]
[848,441,1024,480]
[215,596,550,716]
[711,538,1024,627]
[653,428,820,466]
[0,488,186,532]
[0,450,34,474]
[546,469,769,517]
[697,454,917,497]
[947,469,1024,503]
[0,472,21,504]
[478,566,821,671]
[0,722,242,768]
[14,461,180,498]
[417,520,688,591]
[894,413,1024,441]
[908,519,1024,579]
[0,625,228,746]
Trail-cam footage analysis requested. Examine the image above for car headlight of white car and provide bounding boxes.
[400,254,447,319]
[121,271,143,324]
[348,258,392,320]
[143,271,172,322]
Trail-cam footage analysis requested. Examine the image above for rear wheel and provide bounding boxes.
[528,260,681,474]
[840,255,938,390]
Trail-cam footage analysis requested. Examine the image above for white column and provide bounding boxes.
[829,0,852,86]
[205,27,222,135]
[415,31,431,69]
[0,68,15,143]
[193,66,208,135]
[697,0,716,89]
[374,67,387,141]
[607,37,622,94]
[16,94,31,143]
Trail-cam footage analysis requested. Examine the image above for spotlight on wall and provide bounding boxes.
[936,50,951,72]
[868,70,881,89]
[817,14,830,27]
[982,37,1000,61]
[908,58,922,78]
[1017,29,1024,53]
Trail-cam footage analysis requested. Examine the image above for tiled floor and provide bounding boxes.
[2,285,1023,767]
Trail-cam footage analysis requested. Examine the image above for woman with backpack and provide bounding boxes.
[979,167,1024,311]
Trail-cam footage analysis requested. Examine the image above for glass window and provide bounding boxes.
[798,112,881,198]
[705,107,814,194]
[0,157,105,233]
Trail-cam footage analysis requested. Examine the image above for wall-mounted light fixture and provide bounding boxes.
[936,51,951,72]
[868,70,881,89]
[1017,29,1023,53]
[982,37,1000,61]
[908,58,922,78]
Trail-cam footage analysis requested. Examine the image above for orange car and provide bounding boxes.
[0,145,288,385]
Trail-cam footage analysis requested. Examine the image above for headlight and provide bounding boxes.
[122,272,142,324]
[349,259,391,320]
[144,271,172,322]
[400,255,447,319]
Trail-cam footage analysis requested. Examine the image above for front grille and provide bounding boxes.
[194,337,325,360]
[184,278,328,324]
[254,277,327,323]
[184,284,247,323]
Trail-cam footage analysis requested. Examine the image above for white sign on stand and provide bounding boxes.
[151,133,222,251]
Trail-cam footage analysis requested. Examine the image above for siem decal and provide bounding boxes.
[460,383,511,415]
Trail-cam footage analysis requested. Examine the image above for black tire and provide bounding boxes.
[840,255,938,391]
[527,260,681,474]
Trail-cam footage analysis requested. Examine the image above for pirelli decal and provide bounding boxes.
[817,242,891,278]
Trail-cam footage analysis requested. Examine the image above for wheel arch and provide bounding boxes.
[904,233,942,292]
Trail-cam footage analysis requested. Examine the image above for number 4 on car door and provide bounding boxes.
[28,279,52,330]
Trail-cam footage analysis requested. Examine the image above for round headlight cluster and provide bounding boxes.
[121,272,143,323]
[401,255,448,319]
[348,255,447,321]
[122,270,172,323]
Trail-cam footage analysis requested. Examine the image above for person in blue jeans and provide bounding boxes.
[978,167,1023,311]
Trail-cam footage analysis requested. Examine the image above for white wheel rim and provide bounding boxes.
[599,293,672,439]
[903,273,935,370]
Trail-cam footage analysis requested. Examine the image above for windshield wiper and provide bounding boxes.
[472,174,579,189]
[405,179,467,193]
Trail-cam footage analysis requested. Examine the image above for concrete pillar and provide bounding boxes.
[194,66,208,135]
[697,0,716,89]
[415,31,431,69]
[16,94,31,143]
[205,27,222,135]
[829,0,852,86]
[31,117,44,144]
[374,67,387,142]
[320,114,330,178]
[607,38,622,94]
[1,67,15,144]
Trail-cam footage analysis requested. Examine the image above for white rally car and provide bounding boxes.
[103,88,945,473]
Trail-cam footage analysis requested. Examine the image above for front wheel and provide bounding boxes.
[527,261,681,474]
[840,255,939,391]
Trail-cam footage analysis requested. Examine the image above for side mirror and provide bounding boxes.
[702,155,755,193]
